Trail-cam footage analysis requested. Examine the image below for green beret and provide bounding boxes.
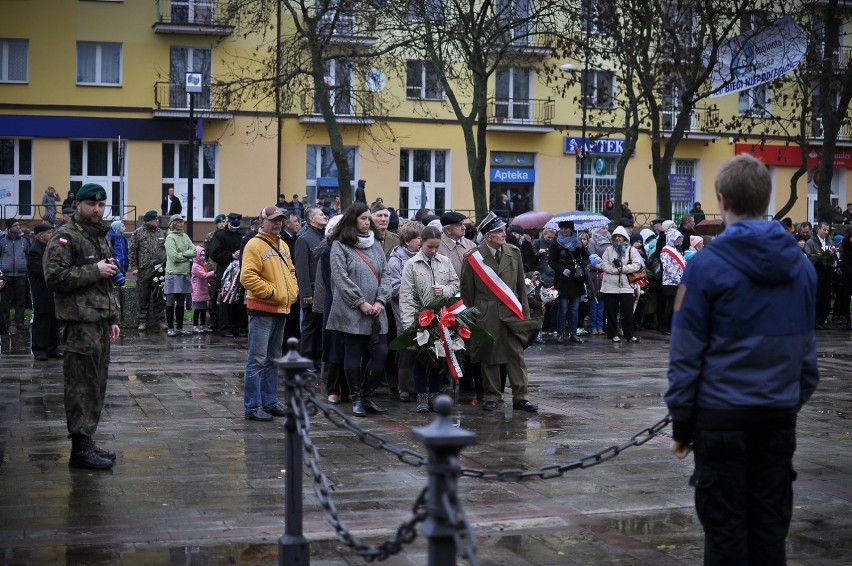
[143,210,159,222]
[76,183,107,202]
[214,214,227,223]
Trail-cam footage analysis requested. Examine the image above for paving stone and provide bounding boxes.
[0,328,849,564]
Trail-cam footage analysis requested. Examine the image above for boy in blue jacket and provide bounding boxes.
[666,154,819,565]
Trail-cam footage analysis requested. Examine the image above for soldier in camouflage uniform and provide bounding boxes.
[44,183,121,470]
[129,210,167,332]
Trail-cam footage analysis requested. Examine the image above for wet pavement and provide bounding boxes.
[0,325,850,565]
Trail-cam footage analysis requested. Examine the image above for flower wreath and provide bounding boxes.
[390,291,493,381]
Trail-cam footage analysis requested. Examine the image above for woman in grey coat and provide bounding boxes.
[327,202,393,417]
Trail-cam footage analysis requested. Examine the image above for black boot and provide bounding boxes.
[69,435,113,470]
[362,371,388,414]
[345,368,366,417]
[845,316,852,331]
[88,438,117,461]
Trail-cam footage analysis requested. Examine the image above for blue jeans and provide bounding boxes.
[589,298,604,330]
[557,295,581,336]
[244,314,287,413]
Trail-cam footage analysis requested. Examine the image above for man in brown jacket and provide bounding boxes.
[460,212,538,412]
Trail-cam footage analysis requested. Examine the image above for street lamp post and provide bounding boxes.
[185,71,203,239]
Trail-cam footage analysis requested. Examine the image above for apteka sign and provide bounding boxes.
[706,16,807,98]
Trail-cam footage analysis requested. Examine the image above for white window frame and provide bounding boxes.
[407,0,445,22]
[495,66,532,121]
[161,142,218,221]
[76,42,122,86]
[69,139,126,218]
[305,145,358,198]
[738,84,771,117]
[399,149,449,216]
[582,70,616,109]
[0,39,28,83]
[406,60,444,100]
[0,138,34,218]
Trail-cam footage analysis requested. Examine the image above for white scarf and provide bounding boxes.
[356,231,375,249]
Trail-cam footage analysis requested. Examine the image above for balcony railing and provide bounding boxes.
[493,26,556,55]
[661,106,720,135]
[298,87,376,124]
[810,116,852,142]
[154,0,234,35]
[488,97,554,127]
[153,81,232,118]
[315,8,378,45]
[805,45,852,75]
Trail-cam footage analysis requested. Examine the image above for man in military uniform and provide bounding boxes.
[460,212,538,413]
[44,183,121,470]
[128,210,167,332]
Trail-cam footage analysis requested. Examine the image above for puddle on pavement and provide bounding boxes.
[817,351,852,361]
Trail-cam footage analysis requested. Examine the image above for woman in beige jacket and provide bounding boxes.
[600,225,643,343]
[399,226,460,412]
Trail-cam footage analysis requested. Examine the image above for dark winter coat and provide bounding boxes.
[27,238,54,314]
[548,238,589,299]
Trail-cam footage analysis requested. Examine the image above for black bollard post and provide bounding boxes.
[411,395,477,566]
[276,338,316,566]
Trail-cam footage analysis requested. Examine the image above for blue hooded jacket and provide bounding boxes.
[665,220,819,443]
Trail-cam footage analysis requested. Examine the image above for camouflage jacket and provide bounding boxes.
[129,224,167,272]
[43,215,120,325]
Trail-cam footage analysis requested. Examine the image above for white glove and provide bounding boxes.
[562,269,571,277]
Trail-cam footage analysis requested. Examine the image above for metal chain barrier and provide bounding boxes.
[458,415,673,481]
[288,372,428,561]
[440,456,479,566]
[302,381,672,483]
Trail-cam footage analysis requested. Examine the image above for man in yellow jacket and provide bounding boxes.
[239,206,299,421]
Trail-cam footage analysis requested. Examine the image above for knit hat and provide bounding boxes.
[689,235,704,249]
[143,210,159,222]
[76,183,107,202]
[5,217,20,229]
[325,213,342,237]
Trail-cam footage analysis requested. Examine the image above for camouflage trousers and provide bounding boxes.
[137,270,165,325]
[62,320,111,437]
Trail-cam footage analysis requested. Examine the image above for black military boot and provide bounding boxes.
[345,368,366,417]
[87,438,116,462]
[69,435,113,470]
[362,371,388,415]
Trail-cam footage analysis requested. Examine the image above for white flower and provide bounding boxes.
[416,329,430,346]
[452,336,465,351]
[435,341,446,357]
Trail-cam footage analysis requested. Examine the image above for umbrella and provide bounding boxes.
[695,218,724,236]
[512,210,553,230]
[545,211,611,232]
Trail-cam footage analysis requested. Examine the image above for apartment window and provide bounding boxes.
[0,40,28,83]
[399,149,448,217]
[406,60,443,100]
[77,42,121,86]
[306,145,357,201]
[315,59,354,114]
[407,0,445,22]
[0,138,33,216]
[739,84,770,117]
[495,66,531,120]
[581,0,615,35]
[497,0,532,44]
[162,142,217,220]
[69,140,126,217]
[582,70,616,109]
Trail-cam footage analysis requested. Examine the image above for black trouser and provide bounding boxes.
[815,269,832,324]
[690,427,796,566]
[217,301,244,333]
[3,275,26,328]
[604,293,634,340]
[299,307,322,364]
[31,311,60,357]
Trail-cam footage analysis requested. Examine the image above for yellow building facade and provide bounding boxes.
[1,1,849,239]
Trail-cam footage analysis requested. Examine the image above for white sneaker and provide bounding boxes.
[167,328,177,337]
[179,328,193,336]
[193,326,204,334]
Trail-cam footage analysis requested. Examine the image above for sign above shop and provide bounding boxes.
[735,144,852,169]
[490,167,535,183]
[564,137,635,156]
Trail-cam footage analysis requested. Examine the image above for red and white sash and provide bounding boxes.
[466,250,525,320]
[661,247,687,271]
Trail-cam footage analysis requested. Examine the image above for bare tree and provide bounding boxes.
[221,0,404,208]
[394,0,563,219]
[594,0,777,219]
